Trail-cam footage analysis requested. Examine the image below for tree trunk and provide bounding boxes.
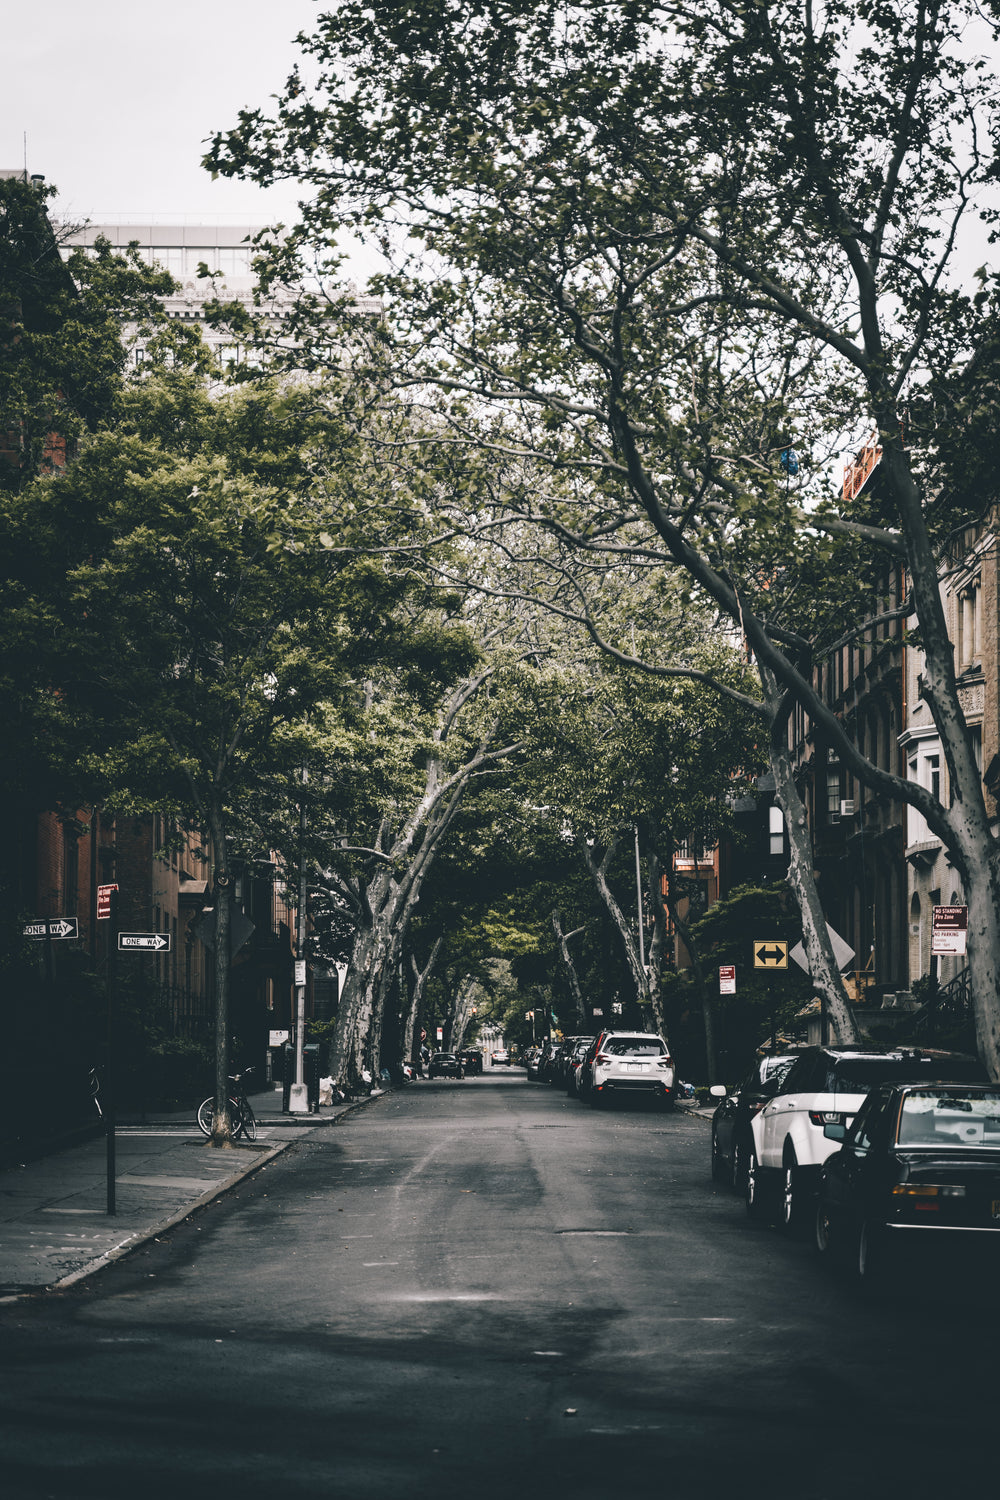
[582,833,667,1041]
[655,850,718,1081]
[551,910,588,1028]
[446,974,477,1053]
[763,671,859,1045]
[405,937,442,1062]
[207,802,234,1146]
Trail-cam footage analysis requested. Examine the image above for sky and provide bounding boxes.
[4,1,325,234]
[4,1,995,290]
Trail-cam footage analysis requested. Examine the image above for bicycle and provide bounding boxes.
[196,1067,257,1141]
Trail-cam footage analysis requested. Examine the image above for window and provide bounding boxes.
[907,743,944,845]
[848,1094,880,1154]
[769,804,785,856]
[958,583,981,672]
[826,768,841,817]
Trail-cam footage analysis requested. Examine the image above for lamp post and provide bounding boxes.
[288,767,309,1113]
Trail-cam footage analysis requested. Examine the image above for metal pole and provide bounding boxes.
[289,767,309,1113]
[106,889,118,1215]
[634,824,646,971]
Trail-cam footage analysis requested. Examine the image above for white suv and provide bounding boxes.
[747,1044,987,1228]
[581,1030,676,1109]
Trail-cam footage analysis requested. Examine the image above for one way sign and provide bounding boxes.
[118,932,172,952]
[754,940,788,969]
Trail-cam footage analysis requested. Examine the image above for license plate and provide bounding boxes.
[625,1062,647,1072]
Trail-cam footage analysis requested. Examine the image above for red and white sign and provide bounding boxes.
[719,965,736,995]
[436,1027,444,1042]
[97,883,118,920]
[932,905,968,956]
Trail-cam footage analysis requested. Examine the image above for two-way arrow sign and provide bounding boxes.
[118,932,172,952]
[754,940,789,969]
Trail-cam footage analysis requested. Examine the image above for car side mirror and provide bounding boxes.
[709,1084,727,1098]
[823,1122,847,1141]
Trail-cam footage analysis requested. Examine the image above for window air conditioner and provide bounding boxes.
[840,799,855,817]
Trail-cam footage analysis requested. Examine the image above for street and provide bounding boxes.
[1,1070,996,1500]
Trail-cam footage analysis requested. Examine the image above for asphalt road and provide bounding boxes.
[1,1069,996,1500]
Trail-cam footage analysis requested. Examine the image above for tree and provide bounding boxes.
[8,370,470,1137]
[208,0,1000,1075]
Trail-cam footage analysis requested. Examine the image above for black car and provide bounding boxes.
[816,1081,1000,1282]
[459,1049,484,1076]
[710,1051,804,1189]
[534,1038,561,1083]
[428,1051,464,1079]
[563,1037,596,1097]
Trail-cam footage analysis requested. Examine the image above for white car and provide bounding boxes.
[491,1049,510,1066]
[747,1044,988,1229]
[581,1030,676,1108]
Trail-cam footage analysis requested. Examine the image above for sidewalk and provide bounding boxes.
[0,1085,378,1299]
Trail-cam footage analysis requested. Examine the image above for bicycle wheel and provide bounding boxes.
[196,1096,215,1136]
[239,1099,257,1142]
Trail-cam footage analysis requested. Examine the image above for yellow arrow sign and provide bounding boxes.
[754,940,788,969]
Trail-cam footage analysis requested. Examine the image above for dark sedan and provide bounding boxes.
[710,1052,803,1189]
[428,1051,465,1079]
[816,1081,1000,1282]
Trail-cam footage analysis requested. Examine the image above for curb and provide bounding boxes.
[46,1136,298,1294]
[44,1089,392,1295]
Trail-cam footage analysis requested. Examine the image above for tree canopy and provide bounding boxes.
[206,0,1000,1074]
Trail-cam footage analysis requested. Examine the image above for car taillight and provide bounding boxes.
[656,1057,673,1068]
[594,1054,611,1066]
[809,1111,847,1127]
[891,1184,965,1199]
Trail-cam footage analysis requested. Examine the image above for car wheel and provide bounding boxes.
[730,1137,746,1193]
[711,1128,727,1182]
[857,1219,886,1285]
[781,1151,803,1234]
[745,1149,772,1223]
[815,1200,835,1257]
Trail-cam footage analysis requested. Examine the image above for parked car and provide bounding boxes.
[577,1029,676,1109]
[535,1038,562,1083]
[746,1044,989,1229]
[564,1037,596,1097]
[428,1051,465,1079]
[491,1049,511,1066]
[815,1081,1000,1283]
[710,1051,805,1188]
[459,1049,484,1075]
[525,1046,545,1081]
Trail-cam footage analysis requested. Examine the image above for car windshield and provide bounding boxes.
[603,1039,664,1057]
[896,1089,1000,1147]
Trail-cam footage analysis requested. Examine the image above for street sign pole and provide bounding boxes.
[106,887,118,1216]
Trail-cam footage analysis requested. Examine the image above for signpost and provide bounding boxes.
[932,905,968,956]
[789,922,855,975]
[753,940,788,969]
[97,883,118,921]
[117,932,172,952]
[23,917,78,940]
[719,964,736,994]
